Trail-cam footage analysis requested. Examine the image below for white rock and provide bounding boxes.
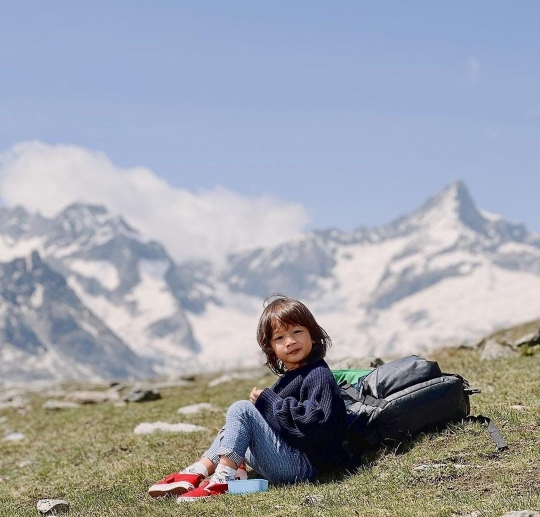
[0,397,28,410]
[512,332,538,346]
[414,462,478,471]
[134,421,206,435]
[67,390,120,404]
[123,387,161,403]
[37,498,69,515]
[177,402,215,415]
[479,339,519,361]
[0,389,23,402]
[18,460,34,468]
[44,390,66,398]
[42,400,81,410]
[3,432,25,442]
[413,463,447,471]
[304,494,325,506]
[0,390,29,410]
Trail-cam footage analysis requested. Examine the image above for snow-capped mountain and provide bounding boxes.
[1,181,539,384]
[0,251,154,382]
[220,181,540,358]
[0,204,211,381]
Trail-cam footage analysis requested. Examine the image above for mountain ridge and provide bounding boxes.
[1,180,539,383]
[0,250,155,383]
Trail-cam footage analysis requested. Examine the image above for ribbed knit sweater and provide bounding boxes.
[255,359,348,472]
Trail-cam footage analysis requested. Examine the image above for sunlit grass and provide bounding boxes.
[0,348,538,516]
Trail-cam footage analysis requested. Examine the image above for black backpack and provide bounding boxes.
[338,355,507,453]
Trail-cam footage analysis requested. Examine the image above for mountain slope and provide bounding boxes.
[0,204,211,378]
[215,181,540,359]
[0,251,154,383]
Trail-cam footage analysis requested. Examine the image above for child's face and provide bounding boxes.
[270,323,313,371]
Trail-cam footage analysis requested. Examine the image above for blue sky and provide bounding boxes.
[0,1,539,253]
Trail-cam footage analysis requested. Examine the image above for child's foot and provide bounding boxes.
[148,472,205,498]
[177,464,238,503]
[176,479,229,502]
[236,460,248,480]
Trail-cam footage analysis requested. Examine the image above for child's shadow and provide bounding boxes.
[315,437,418,484]
[243,438,419,485]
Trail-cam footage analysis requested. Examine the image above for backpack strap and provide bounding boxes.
[361,394,389,409]
[465,415,508,451]
[340,382,361,401]
[340,382,389,409]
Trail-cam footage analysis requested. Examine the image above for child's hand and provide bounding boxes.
[250,387,263,403]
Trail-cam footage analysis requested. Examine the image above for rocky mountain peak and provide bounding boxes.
[0,205,34,239]
[50,203,139,247]
[60,203,108,217]
[433,180,488,235]
[57,203,137,233]
[387,180,490,240]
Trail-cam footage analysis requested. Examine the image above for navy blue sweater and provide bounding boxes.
[255,359,348,472]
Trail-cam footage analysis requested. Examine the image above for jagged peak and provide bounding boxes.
[10,205,31,217]
[394,180,491,237]
[420,180,478,218]
[440,179,468,197]
[59,203,109,217]
[55,202,139,236]
[0,204,31,221]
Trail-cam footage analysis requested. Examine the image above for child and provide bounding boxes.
[148,294,348,503]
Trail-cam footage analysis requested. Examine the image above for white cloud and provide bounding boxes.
[0,141,310,263]
[467,57,480,86]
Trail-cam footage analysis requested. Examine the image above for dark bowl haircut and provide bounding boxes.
[257,294,332,375]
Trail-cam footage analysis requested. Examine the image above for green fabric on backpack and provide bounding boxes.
[331,369,373,386]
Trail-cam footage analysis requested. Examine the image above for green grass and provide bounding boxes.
[1,347,539,516]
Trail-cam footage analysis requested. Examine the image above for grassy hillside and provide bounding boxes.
[0,336,539,516]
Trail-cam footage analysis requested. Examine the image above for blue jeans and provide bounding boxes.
[202,400,317,484]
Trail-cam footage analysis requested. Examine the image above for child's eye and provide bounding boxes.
[294,329,303,334]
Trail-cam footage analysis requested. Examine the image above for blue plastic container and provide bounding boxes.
[227,479,269,494]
